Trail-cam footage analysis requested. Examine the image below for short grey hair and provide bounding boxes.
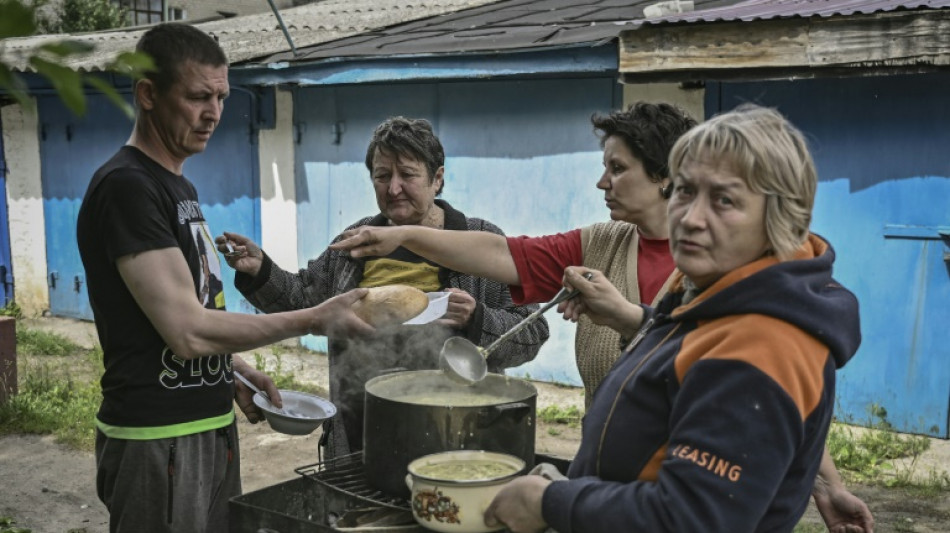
[365,117,445,195]
[668,104,816,260]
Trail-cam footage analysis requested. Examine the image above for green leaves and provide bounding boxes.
[30,57,85,115]
[0,0,36,39]
[38,40,95,57]
[55,0,128,34]
[110,50,155,75]
[85,75,134,119]
[0,0,152,118]
[0,63,33,112]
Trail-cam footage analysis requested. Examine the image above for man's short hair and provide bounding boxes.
[136,23,228,94]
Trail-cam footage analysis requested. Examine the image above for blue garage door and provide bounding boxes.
[0,119,11,307]
[38,90,260,320]
[38,94,128,319]
[709,73,950,437]
[293,77,620,383]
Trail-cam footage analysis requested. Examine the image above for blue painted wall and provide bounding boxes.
[0,119,11,306]
[709,72,950,437]
[38,94,127,319]
[292,77,621,383]
[184,89,262,315]
[37,89,261,319]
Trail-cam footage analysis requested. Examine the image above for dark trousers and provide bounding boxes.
[95,421,241,533]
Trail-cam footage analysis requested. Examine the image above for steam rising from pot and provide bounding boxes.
[326,323,455,453]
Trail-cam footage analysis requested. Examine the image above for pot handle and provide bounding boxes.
[477,402,531,427]
[405,473,413,492]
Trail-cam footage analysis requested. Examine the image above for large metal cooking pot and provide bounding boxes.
[363,370,537,499]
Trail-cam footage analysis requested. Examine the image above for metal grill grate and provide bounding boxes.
[295,452,411,511]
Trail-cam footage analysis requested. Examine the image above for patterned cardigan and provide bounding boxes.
[235,199,549,456]
[576,221,674,408]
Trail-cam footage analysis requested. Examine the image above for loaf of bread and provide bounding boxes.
[353,285,429,327]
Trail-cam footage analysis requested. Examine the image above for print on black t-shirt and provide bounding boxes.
[193,222,225,310]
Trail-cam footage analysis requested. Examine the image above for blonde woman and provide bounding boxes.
[485,104,864,532]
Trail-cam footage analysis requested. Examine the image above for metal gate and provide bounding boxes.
[37,89,260,320]
[710,72,950,437]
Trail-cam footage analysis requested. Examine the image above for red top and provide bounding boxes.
[637,235,675,305]
[506,229,673,305]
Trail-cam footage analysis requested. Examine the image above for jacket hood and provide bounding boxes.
[666,234,860,369]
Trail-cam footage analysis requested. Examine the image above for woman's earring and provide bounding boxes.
[660,183,673,199]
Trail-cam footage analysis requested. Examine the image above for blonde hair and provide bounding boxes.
[668,104,816,260]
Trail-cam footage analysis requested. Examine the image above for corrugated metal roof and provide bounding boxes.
[262,0,950,64]
[618,0,950,81]
[0,0,503,72]
[261,0,740,64]
[9,0,943,75]
[633,0,950,26]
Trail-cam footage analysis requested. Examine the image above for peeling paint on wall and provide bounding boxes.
[1,103,49,317]
[259,88,299,271]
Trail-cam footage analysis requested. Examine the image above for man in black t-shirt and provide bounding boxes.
[76,24,373,533]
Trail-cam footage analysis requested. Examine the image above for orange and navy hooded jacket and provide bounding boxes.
[542,234,860,532]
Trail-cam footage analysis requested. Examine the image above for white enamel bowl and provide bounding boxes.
[405,450,526,533]
[252,389,336,435]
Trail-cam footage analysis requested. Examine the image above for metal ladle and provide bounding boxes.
[440,272,593,385]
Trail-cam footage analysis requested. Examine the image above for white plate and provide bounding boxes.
[403,291,450,325]
[252,389,336,436]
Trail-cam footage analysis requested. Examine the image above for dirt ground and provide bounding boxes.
[2,317,949,533]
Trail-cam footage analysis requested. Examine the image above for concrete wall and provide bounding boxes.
[1,104,49,318]
[258,88,299,271]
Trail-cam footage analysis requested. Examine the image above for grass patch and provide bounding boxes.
[538,404,582,428]
[15,327,81,357]
[252,351,325,396]
[0,302,23,319]
[0,361,100,451]
[86,344,104,365]
[0,516,32,533]
[828,404,949,490]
